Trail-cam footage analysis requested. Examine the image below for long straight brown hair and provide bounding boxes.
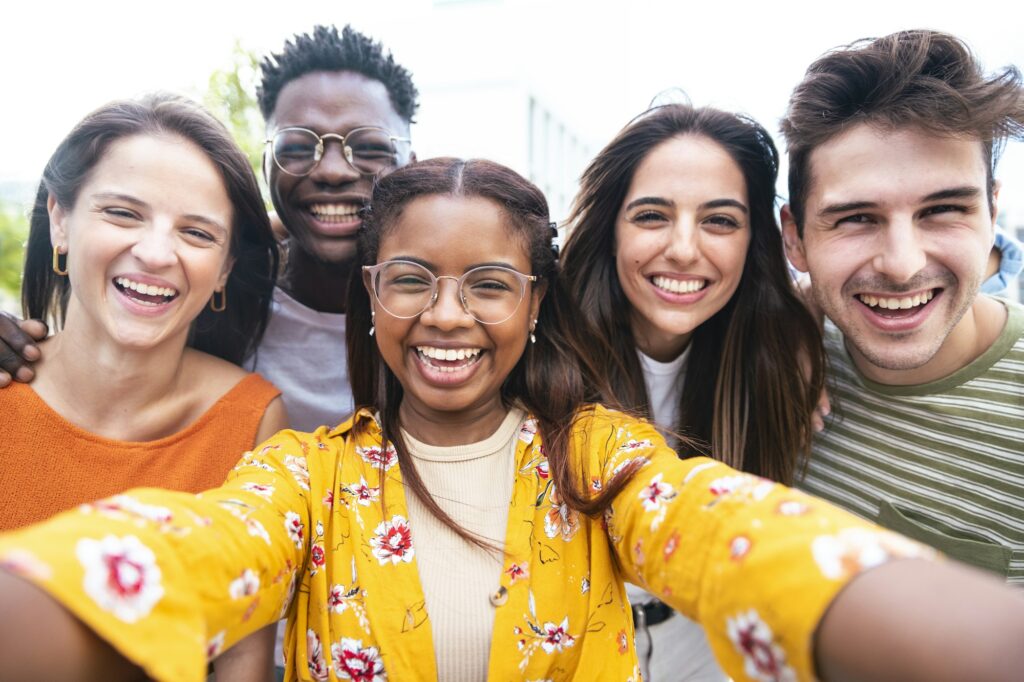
[347,158,642,550]
[562,105,824,484]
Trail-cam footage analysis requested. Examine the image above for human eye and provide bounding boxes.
[466,269,518,296]
[703,214,742,230]
[100,206,141,222]
[920,203,969,219]
[834,213,876,229]
[629,209,668,226]
[181,227,217,245]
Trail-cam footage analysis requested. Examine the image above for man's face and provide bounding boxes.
[266,70,412,265]
[784,123,997,381]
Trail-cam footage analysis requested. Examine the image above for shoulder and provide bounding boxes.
[568,404,667,469]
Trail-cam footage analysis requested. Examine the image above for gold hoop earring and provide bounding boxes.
[210,288,226,312]
[52,245,68,276]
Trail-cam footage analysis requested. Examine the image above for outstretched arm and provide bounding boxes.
[0,570,143,682]
[816,558,1024,681]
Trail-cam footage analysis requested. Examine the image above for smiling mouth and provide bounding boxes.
[113,277,179,306]
[307,202,362,224]
[415,346,484,373]
[651,276,708,295]
[857,289,937,317]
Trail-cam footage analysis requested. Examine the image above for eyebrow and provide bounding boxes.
[817,185,985,217]
[624,196,748,213]
[385,257,523,272]
[92,192,228,234]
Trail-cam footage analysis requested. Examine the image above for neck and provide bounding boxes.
[631,317,692,363]
[280,243,352,313]
[33,320,188,432]
[852,295,1007,386]
[398,396,511,446]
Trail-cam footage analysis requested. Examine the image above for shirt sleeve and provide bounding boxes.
[0,428,325,682]
[591,410,936,682]
[982,228,1024,295]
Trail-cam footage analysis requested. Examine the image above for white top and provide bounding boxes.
[403,408,524,682]
[245,287,353,432]
[637,347,689,436]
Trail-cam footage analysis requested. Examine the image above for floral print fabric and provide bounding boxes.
[0,406,933,681]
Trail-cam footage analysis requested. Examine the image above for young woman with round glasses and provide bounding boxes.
[561,103,826,680]
[1,158,1022,682]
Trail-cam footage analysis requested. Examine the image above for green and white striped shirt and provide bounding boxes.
[800,298,1024,584]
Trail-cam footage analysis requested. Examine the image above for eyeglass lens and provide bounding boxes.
[371,262,529,324]
[271,128,399,175]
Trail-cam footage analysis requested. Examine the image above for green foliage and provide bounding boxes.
[202,41,265,178]
[0,200,29,303]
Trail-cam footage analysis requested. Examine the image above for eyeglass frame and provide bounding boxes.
[264,126,412,177]
[362,260,539,325]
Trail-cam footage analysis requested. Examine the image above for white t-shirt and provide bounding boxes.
[637,347,689,438]
[245,286,354,432]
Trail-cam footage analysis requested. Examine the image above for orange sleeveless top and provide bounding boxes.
[0,373,280,530]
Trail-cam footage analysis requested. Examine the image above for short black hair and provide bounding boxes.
[257,25,419,124]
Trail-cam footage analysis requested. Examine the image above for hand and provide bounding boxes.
[0,314,48,386]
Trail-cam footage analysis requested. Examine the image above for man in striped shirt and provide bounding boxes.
[780,30,1024,583]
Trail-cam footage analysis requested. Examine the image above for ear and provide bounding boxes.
[528,279,548,324]
[47,193,68,250]
[781,204,809,273]
[216,254,235,291]
[990,180,1002,235]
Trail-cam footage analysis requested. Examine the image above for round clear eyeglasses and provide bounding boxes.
[265,126,410,176]
[363,260,538,325]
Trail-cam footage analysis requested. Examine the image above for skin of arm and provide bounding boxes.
[210,395,289,682]
[815,558,1024,681]
[0,316,47,386]
[0,569,144,682]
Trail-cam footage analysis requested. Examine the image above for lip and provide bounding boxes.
[854,288,943,333]
[646,273,712,305]
[410,345,486,387]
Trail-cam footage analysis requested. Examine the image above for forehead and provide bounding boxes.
[626,135,746,201]
[83,134,229,209]
[805,124,988,209]
[269,70,406,134]
[379,195,531,270]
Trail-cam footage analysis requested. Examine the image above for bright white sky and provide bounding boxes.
[4,0,1023,221]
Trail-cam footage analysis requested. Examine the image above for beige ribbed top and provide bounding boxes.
[401,407,525,682]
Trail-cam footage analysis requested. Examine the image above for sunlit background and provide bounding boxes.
[2,0,1022,310]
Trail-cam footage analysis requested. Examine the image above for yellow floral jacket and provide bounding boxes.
[0,406,931,681]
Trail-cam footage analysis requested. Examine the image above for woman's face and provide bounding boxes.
[368,195,542,424]
[50,133,234,350]
[614,135,751,361]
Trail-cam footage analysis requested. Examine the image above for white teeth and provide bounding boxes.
[416,346,482,361]
[652,276,707,294]
[115,277,178,298]
[859,290,935,310]
[309,203,360,217]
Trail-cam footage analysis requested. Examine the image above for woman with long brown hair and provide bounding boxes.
[562,103,826,680]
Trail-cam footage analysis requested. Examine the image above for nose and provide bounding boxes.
[310,136,361,186]
[418,277,475,330]
[662,217,700,266]
[130,224,177,270]
[872,218,928,283]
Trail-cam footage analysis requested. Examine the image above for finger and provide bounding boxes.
[0,370,10,387]
[19,319,48,344]
[812,411,825,433]
[817,389,831,418]
[0,318,37,375]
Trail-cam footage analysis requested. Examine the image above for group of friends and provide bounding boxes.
[0,23,1022,682]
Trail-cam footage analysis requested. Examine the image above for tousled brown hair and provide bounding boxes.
[781,29,1024,234]
[347,158,642,550]
[562,104,824,484]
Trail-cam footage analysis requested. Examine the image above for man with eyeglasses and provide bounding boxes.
[249,24,418,432]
